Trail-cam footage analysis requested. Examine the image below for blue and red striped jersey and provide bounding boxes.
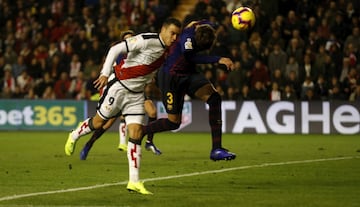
[162,20,221,76]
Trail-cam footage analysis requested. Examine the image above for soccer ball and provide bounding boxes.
[231,7,256,31]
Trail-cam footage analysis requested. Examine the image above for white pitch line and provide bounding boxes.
[0,156,358,202]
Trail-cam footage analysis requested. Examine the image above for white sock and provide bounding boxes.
[119,121,127,145]
[71,118,93,141]
[127,141,141,183]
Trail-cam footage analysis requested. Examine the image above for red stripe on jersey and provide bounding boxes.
[114,53,165,80]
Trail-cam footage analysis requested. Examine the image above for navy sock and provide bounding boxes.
[146,116,157,142]
[142,118,180,138]
[86,127,106,147]
[207,92,222,149]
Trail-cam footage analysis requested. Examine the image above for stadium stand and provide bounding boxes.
[0,0,359,101]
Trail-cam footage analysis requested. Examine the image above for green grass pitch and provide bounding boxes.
[0,131,359,207]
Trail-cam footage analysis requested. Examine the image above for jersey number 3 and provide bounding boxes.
[166,92,173,104]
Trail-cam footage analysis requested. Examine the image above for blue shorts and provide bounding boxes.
[157,70,210,114]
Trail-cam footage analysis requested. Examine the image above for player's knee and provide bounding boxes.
[147,110,157,118]
[206,92,221,106]
[167,119,180,130]
[128,124,143,139]
[90,117,103,129]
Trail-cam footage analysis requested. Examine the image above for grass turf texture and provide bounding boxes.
[0,131,359,207]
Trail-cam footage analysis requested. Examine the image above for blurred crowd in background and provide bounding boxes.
[0,0,359,102]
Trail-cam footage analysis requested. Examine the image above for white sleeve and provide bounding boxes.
[100,42,128,77]
[126,35,147,51]
[100,35,146,77]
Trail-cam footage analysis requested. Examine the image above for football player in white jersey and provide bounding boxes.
[65,17,182,194]
[78,30,162,161]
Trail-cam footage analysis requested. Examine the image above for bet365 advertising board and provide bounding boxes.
[0,100,86,130]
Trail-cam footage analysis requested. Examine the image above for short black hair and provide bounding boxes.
[162,17,182,28]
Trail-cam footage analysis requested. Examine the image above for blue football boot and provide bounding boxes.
[80,144,91,160]
[210,148,236,161]
[145,141,162,155]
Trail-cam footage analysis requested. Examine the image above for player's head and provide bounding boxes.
[160,17,182,47]
[195,24,216,51]
[120,30,135,41]
[110,30,135,46]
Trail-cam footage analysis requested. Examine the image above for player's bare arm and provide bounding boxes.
[94,41,130,90]
[186,21,198,28]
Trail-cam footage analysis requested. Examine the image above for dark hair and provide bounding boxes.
[195,25,216,50]
[162,17,182,28]
[120,30,135,41]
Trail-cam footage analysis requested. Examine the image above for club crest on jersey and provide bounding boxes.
[127,36,138,44]
[184,38,193,49]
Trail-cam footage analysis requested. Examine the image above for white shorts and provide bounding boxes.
[97,78,145,125]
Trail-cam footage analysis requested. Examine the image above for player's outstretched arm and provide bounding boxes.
[218,57,234,71]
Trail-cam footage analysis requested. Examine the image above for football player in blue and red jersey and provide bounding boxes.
[142,20,236,161]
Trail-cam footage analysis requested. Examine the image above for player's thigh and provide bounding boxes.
[122,92,145,128]
[188,73,215,101]
[194,83,216,101]
[144,99,156,117]
[92,113,107,129]
[103,117,117,130]
[97,82,124,120]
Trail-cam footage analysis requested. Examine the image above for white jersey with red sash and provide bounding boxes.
[97,33,166,122]
[100,33,166,93]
